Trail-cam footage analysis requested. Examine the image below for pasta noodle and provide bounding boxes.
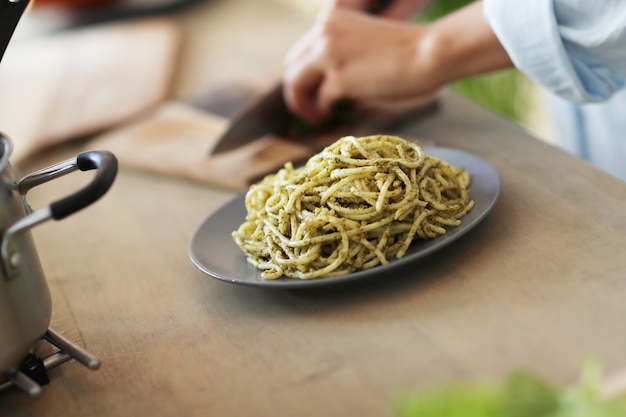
[232,135,474,280]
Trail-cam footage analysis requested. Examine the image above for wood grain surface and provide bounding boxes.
[1,0,626,416]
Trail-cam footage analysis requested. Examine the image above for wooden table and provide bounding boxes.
[3,0,626,416]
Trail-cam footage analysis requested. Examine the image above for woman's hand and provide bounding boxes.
[281,1,512,125]
[282,8,438,124]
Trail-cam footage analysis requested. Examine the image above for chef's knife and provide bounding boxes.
[209,0,395,156]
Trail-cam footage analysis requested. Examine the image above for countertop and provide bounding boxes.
[2,0,626,416]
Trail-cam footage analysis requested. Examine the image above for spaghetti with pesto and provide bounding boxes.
[232,135,474,280]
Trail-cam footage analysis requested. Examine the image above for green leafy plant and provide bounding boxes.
[394,362,626,417]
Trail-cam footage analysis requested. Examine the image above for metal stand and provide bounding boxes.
[0,328,100,395]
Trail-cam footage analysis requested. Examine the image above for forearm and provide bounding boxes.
[418,0,513,89]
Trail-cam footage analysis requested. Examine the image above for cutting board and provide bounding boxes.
[0,16,181,163]
[84,92,321,190]
[86,82,439,190]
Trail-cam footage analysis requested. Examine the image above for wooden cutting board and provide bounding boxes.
[84,98,321,190]
[86,82,439,191]
[0,16,181,163]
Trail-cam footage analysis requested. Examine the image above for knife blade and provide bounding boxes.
[209,0,395,156]
[209,82,292,155]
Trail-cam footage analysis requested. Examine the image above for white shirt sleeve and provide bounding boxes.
[483,0,626,103]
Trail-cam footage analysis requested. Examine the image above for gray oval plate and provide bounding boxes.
[189,147,501,288]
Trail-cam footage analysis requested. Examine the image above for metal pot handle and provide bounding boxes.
[2,151,117,279]
[18,151,118,219]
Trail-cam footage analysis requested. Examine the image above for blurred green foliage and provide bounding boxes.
[394,361,626,417]
[419,0,533,125]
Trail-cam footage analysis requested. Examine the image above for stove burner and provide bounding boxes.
[0,328,100,395]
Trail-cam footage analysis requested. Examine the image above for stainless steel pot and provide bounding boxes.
[0,133,117,394]
[0,0,118,396]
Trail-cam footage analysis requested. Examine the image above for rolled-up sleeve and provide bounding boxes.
[484,0,626,103]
